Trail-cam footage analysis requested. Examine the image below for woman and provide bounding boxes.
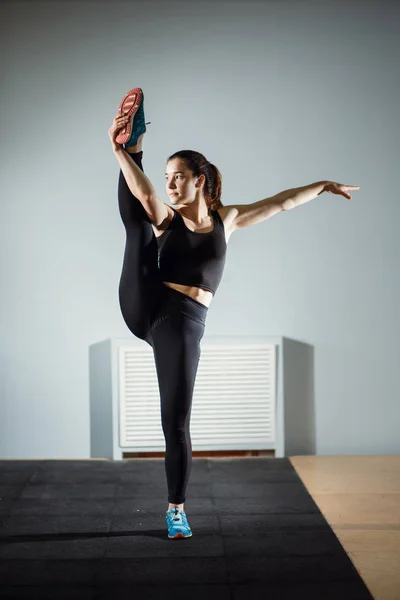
[108,88,359,540]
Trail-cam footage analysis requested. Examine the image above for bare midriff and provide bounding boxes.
[162,281,213,308]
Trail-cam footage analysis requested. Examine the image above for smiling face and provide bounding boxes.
[165,158,205,205]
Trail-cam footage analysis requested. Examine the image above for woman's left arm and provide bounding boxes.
[225,181,360,231]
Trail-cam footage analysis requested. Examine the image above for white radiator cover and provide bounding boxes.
[119,344,276,450]
[89,336,314,459]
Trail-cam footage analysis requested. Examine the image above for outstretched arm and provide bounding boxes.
[225,181,360,231]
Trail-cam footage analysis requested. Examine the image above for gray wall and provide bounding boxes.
[1,0,399,458]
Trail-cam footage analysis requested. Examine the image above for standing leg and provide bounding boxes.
[147,289,208,508]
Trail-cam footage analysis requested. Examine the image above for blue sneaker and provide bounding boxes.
[166,508,193,539]
[115,87,151,146]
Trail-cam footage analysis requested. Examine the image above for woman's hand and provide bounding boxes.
[322,182,360,200]
[108,113,129,152]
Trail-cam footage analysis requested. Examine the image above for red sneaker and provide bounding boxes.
[115,88,143,145]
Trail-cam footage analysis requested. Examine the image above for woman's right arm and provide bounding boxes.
[109,116,169,227]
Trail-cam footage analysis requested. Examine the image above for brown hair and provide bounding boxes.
[167,150,223,211]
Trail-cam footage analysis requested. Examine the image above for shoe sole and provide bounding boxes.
[115,87,143,145]
[168,531,193,539]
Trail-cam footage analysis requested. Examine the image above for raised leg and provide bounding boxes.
[117,149,162,340]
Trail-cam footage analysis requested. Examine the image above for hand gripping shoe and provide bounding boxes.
[115,87,151,146]
[166,508,193,539]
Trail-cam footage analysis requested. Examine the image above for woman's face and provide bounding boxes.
[165,158,204,204]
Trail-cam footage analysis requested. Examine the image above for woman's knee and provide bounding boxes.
[161,410,190,439]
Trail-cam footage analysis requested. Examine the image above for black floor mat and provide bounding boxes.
[0,458,374,599]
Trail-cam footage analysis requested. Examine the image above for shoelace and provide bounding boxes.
[169,508,183,522]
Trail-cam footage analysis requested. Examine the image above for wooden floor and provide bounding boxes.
[290,455,400,600]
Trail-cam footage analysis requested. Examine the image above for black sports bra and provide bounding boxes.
[156,208,227,295]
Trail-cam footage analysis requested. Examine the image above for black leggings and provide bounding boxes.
[118,151,208,504]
